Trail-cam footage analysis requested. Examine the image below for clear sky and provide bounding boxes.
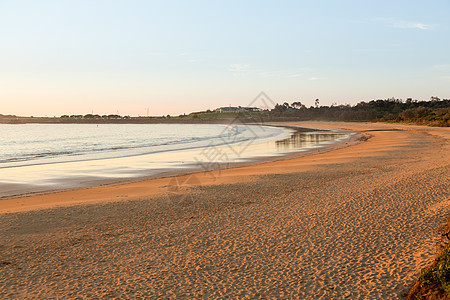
[1,0,449,117]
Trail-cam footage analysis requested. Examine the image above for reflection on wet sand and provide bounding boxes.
[275,129,348,151]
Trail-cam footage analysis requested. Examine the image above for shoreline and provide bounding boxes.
[0,123,360,213]
[2,121,446,214]
[0,123,293,199]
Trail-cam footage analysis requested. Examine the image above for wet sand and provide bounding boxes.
[0,122,449,299]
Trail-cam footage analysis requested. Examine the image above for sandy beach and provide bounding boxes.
[0,121,449,299]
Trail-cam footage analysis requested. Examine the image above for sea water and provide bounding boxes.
[0,124,287,168]
[0,123,349,197]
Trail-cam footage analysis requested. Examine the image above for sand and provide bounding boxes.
[0,121,449,299]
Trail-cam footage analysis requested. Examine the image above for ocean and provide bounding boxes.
[0,123,288,168]
[0,123,349,197]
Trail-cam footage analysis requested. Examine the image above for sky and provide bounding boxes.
[1,0,449,117]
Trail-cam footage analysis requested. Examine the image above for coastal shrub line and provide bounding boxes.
[407,238,450,299]
[1,97,449,126]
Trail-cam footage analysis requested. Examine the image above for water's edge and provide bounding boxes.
[0,125,359,200]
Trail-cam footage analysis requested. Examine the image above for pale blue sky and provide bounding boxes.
[1,0,449,116]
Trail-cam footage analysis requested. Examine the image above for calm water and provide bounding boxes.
[0,124,286,168]
[0,123,350,198]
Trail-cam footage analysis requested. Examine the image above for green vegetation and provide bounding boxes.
[186,97,449,126]
[407,243,450,299]
[1,97,449,126]
[267,97,449,126]
[181,111,240,120]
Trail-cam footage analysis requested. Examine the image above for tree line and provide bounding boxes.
[265,97,449,126]
[1,97,449,126]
